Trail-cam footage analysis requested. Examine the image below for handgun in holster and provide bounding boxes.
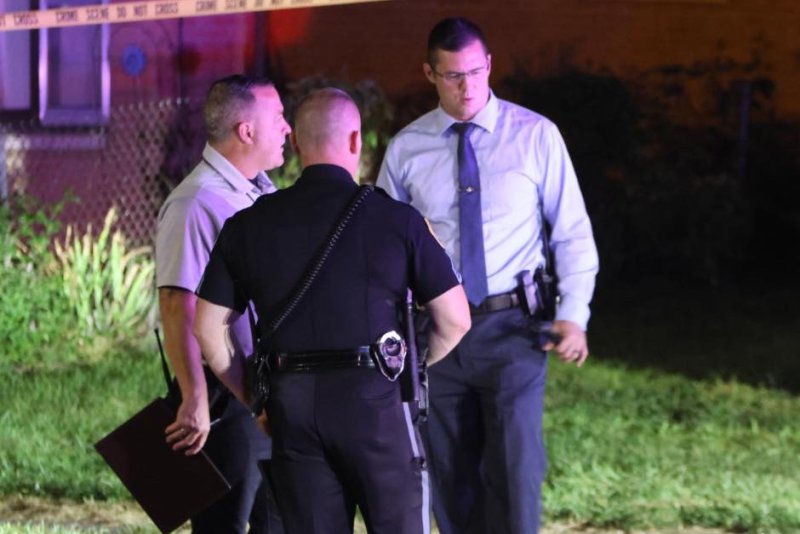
[517,267,558,322]
[516,269,538,317]
[244,350,270,417]
[517,268,562,347]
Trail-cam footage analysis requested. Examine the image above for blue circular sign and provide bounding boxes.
[122,45,146,77]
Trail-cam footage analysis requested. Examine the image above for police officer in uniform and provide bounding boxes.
[193,88,471,534]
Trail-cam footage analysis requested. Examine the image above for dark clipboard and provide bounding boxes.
[94,398,231,533]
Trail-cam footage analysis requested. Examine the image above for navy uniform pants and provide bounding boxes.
[268,368,429,534]
[193,388,283,534]
[422,308,548,534]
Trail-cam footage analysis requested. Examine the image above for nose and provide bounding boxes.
[460,76,477,97]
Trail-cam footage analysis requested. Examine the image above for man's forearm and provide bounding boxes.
[194,298,248,406]
[159,288,208,404]
[203,337,247,407]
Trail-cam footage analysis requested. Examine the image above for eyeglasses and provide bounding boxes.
[432,62,489,85]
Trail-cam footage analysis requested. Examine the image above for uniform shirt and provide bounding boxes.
[197,164,459,352]
[377,92,599,330]
[156,143,276,354]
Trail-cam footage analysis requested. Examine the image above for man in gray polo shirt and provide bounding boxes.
[156,75,290,533]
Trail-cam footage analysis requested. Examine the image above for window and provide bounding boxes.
[38,0,109,125]
[0,0,36,117]
[1,0,109,125]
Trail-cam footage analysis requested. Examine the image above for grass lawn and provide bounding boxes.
[1,283,799,532]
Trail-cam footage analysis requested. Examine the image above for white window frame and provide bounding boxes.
[38,0,110,126]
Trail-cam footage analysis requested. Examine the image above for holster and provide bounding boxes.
[517,267,559,322]
[533,265,559,322]
[244,351,271,416]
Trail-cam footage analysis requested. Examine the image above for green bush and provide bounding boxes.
[1,200,156,366]
[0,197,76,364]
[54,206,156,343]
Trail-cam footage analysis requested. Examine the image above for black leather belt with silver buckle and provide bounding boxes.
[469,290,521,315]
[269,347,375,372]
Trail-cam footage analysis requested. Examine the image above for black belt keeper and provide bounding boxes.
[269,347,376,372]
[469,290,521,315]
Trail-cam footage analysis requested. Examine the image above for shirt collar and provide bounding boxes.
[202,143,276,195]
[431,90,499,137]
[296,164,358,187]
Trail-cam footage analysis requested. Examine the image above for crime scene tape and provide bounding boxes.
[0,0,387,32]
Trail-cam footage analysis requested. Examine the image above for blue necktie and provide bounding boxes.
[453,122,489,306]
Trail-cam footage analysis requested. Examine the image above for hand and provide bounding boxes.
[165,394,210,455]
[542,320,589,367]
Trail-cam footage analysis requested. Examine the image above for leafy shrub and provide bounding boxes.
[53,206,156,343]
[0,197,76,363]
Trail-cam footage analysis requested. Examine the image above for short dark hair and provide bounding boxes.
[203,75,274,143]
[426,17,489,67]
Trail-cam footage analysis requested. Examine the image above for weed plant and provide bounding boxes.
[1,199,156,367]
[54,207,156,341]
[0,198,76,363]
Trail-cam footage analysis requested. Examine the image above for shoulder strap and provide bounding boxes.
[155,327,181,400]
[155,328,172,390]
[260,184,374,343]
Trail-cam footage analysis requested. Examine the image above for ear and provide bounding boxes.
[349,130,361,155]
[486,53,493,76]
[423,63,436,85]
[236,121,253,144]
[290,132,300,155]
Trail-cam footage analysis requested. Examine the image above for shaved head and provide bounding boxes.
[294,88,361,153]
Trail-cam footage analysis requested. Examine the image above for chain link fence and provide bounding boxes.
[1,98,206,246]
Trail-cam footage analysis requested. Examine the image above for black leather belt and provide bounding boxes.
[269,347,376,372]
[469,290,522,315]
